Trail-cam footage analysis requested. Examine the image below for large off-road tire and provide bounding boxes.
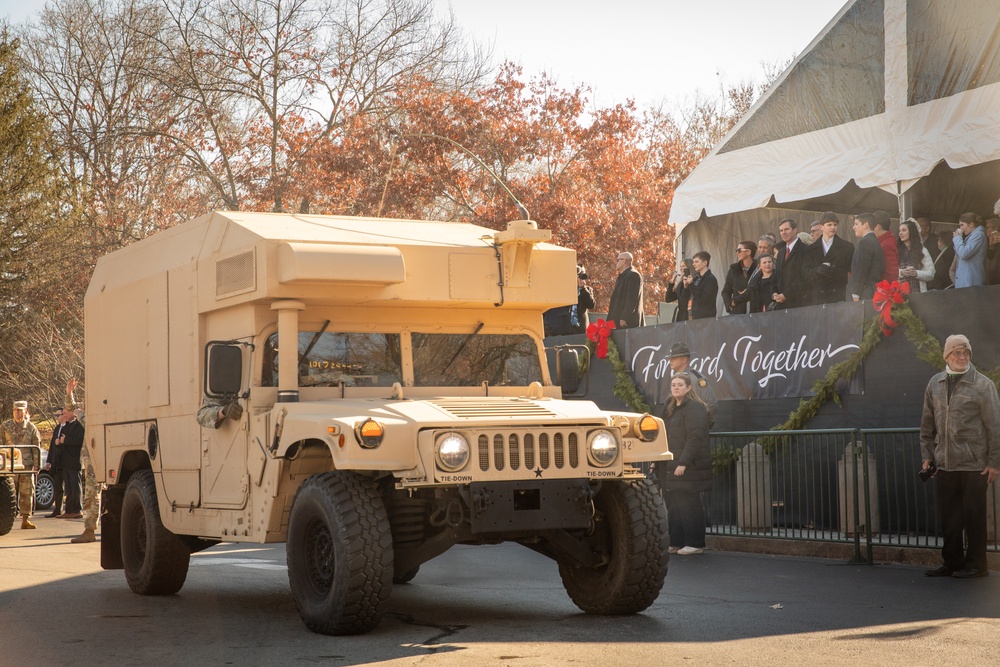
[35,471,55,511]
[121,470,190,595]
[0,477,16,536]
[286,472,393,636]
[558,479,669,615]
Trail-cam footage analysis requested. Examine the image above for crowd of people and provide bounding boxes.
[543,209,998,335]
[664,210,998,320]
[5,378,98,543]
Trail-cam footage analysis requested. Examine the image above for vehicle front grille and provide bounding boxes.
[476,430,581,473]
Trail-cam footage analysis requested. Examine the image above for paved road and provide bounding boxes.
[2,517,997,666]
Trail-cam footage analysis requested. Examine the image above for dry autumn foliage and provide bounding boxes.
[2,0,768,404]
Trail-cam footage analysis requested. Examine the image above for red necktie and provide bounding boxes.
[785,246,791,260]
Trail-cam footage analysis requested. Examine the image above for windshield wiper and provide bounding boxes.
[441,322,485,376]
[299,320,331,368]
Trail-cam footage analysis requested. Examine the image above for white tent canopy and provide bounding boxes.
[669,0,1000,242]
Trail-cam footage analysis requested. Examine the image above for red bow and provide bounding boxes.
[586,318,616,358]
[872,279,910,335]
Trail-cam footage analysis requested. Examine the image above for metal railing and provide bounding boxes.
[703,428,1000,563]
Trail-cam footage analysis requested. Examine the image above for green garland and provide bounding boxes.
[601,302,1000,447]
[606,339,653,414]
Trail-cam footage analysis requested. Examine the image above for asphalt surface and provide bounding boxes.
[2,517,998,666]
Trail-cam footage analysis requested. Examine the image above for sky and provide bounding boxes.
[3,0,849,109]
[433,0,850,110]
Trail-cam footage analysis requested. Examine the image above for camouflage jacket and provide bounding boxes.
[1,418,42,468]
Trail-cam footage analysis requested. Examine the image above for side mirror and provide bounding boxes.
[557,348,580,395]
[205,343,243,398]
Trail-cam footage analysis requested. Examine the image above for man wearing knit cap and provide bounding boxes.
[920,334,1000,578]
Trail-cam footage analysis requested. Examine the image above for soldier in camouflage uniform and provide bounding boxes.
[197,396,243,429]
[66,378,101,544]
[1,400,42,529]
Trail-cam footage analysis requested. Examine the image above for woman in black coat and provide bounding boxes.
[665,258,694,322]
[658,372,711,555]
[736,253,780,313]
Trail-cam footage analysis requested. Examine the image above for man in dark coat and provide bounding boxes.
[682,251,718,320]
[847,213,885,301]
[804,212,854,305]
[58,409,86,518]
[45,408,66,517]
[666,342,718,424]
[774,218,809,308]
[607,251,644,328]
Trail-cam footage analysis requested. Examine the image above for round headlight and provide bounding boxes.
[436,433,470,472]
[588,430,618,467]
[355,418,384,449]
[637,414,659,441]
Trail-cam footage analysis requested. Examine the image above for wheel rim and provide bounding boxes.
[126,501,148,565]
[36,477,54,507]
[304,518,335,595]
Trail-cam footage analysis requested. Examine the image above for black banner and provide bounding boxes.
[616,301,865,405]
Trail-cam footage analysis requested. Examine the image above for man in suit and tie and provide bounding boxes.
[847,213,885,301]
[773,218,809,308]
[607,251,644,329]
[805,212,855,305]
[44,408,66,517]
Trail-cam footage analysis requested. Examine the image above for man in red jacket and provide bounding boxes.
[873,210,898,282]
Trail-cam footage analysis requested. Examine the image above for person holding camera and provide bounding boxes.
[920,335,1000,579]
[721,241,757,315]
[665,258,694,322]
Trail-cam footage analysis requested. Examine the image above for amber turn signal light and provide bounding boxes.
[355,418,384,449]
[636,414,659,441]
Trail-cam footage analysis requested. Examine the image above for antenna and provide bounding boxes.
[400,132,530,221]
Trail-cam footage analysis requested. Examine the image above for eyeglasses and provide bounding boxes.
[950,349,971,358]
[736,247,746,253]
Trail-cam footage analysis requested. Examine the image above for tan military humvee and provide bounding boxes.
[86,211,671,635]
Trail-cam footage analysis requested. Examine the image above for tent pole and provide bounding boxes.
[897,183,911,221]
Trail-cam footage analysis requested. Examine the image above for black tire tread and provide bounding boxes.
[121,469,190,595]
[558,478,669,615]
[0,476,15,536]
[286,471,393,635]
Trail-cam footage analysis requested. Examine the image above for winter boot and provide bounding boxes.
[21,517,36,529]
[71,528,97,543]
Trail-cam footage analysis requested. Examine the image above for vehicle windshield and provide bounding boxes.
[263,332,402,387]
[411,333,542,387]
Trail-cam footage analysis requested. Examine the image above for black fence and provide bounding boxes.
[705,429,1000,563]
